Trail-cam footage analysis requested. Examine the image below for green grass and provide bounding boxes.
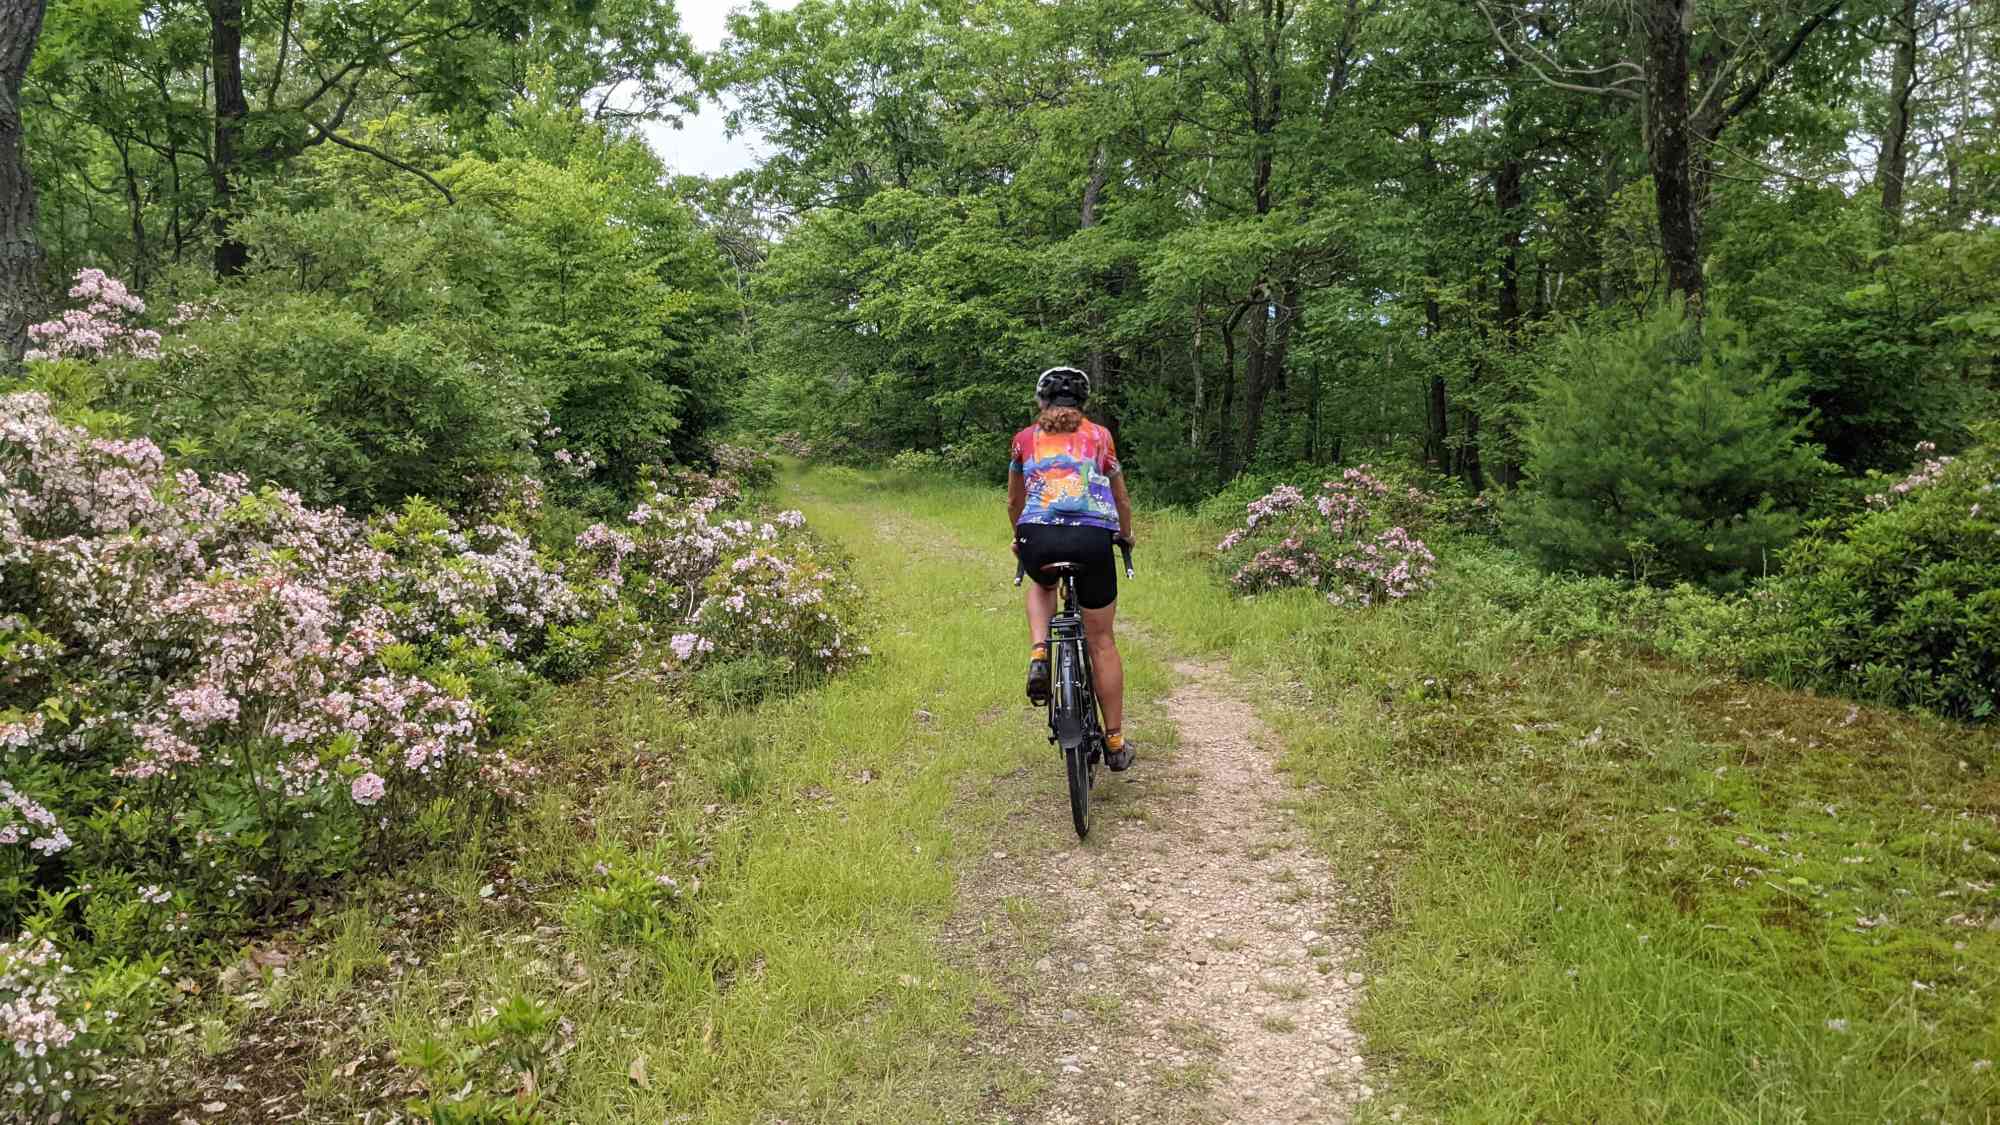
[147,463,2000,1122]
[149,464,1179,1122]
[1110,493,2000,1121]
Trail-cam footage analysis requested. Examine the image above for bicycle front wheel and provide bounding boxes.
[1065,741,1092,839]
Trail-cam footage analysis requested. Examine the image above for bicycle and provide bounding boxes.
[1015,538,1133,839]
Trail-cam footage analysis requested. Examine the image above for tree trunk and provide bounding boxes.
[0,0,46,363]
[1643,0,1705,307]
[1462,407,1486,493]
[1238,288,1270,474]
[1216,304,1245,479]
[1599,124,1623,308]
[208,0,250,277]
[1081,142,1109,382]
[1496,156,1525,334]
[1189,304,1205,449]
[1876,0,1919,227]
[117,139,149,290]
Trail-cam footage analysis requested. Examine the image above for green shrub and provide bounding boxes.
[1507,304,1831,590]
[107,294,536,511]
[886,448,946,478]
[0,934,166,1117]
[1757,434,2000,719]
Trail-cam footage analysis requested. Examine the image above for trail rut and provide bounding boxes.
[953,658,1382,1124]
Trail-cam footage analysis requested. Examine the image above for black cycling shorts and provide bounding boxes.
[1015,523,1118,610]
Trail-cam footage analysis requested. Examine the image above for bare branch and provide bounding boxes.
[1473,1,1644,101]
[1718,0,1847,128]
[307,121,455,204]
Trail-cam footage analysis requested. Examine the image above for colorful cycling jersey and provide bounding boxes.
[1010,421,1122,530]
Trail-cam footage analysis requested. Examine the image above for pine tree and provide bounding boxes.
[1507,304,1830,589]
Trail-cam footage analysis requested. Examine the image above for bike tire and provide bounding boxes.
[1065,741,1092,838]
[1051,641,1094,838]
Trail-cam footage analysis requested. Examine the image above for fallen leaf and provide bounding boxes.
[629,1054,650,1089]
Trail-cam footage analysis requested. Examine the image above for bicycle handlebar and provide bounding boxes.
[1012,537,1135,586]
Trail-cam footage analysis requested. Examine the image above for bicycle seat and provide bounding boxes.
[1038,561,1086,575]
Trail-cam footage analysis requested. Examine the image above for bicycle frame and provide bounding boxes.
[1013,538,1133,840]
[1045,573,1100,754]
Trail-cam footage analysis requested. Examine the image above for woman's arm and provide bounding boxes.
[1111,474,1135,546]
[1008,470,1027,541]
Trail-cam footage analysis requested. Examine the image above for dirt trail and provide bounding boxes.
[954,659,1382,1125]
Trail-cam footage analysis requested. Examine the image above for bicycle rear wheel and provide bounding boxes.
[1065,741,1092,838]
[1051,640,1095,838]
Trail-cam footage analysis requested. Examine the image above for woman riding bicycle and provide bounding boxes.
[1009,366,1136,771]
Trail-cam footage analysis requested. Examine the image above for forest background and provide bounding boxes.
[1,0,1998,1117]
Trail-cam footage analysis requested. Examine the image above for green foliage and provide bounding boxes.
[1759,433,2000,719]
[1507,305,1831,589]
[399,992,557,1123]
[107,294,536,510]
[1720,205,2000,471]
[0,936,167,1118]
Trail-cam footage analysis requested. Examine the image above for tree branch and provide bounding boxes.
[1473,1,1644,101]
[1718,0,1847,128]
[308,122,455,204]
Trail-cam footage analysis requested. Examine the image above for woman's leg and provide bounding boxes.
[1025,580,1056,645]
[1081,601,1122,734]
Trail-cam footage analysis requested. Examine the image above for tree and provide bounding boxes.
[1508,304,1831,587]
[0,0,45,361]
[1477,0,1849,306]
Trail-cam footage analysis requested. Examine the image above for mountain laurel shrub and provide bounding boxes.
[0,387,866,1106]
[1507,305,1830,590]
[1212,467,1440,607]
[1757,435,2000,719]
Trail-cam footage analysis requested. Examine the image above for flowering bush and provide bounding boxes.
[676,541,866,678]
[711,442,777,491]
[577,472,865,684]
[23,270,161,362]
[772,432,815,459]
[1,933,163,1120]
[1865,441,1955,509]
[0,391,569,946]
[0,380,873,1104]
[1759,434,2000,719]
[1215,467,1439,608]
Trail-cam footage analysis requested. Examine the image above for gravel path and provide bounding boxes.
[954,659,1381,1124]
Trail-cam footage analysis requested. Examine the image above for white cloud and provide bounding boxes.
[642,0,800,179]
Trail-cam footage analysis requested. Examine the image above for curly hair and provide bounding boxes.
[1035,405,1085,434]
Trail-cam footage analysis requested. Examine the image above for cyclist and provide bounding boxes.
[1009,366,1136,771]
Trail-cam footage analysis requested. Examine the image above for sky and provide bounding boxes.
[640,1,799,179]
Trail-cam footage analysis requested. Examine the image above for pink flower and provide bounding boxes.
[350,772,387,806]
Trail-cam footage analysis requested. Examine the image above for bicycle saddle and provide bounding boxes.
[1038,561,1085,575]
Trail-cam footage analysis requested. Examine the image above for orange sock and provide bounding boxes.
[1031,643,1048,661]
[1106,730,1125,751]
